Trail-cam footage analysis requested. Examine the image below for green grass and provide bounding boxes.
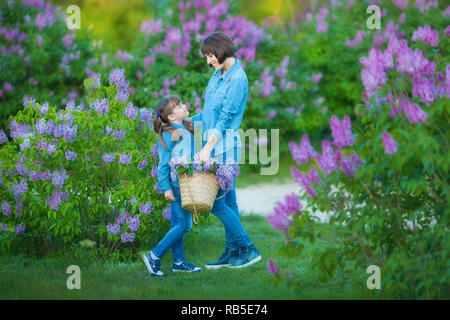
[0,215,381,300]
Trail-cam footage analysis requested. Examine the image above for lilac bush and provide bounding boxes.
[267,1,449,299]
[0,0,104,132]
[0,68,172,256]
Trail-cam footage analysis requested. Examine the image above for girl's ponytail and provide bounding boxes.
[153,95,185,152]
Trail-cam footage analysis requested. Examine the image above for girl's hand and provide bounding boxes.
[164,189,175,201]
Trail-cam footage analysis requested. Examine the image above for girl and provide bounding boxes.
[142,95,202,277]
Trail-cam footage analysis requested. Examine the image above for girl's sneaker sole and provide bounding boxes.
[172,268,201,273]
[142,254,164,277]
[228,255,262,269]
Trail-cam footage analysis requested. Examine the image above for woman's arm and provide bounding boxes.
[189,111,203,123]
[200,78,246,161]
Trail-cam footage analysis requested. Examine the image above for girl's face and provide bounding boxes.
[167,101,189,122]
[205,53,222,71]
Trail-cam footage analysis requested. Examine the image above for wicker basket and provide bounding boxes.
[178,171,226,224]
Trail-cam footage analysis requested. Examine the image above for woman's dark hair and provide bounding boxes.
[200,31,235,65]
[153,95,194,152]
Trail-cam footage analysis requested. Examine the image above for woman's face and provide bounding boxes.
[205,53,222,70]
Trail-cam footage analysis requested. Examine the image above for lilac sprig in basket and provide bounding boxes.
[168,153,241,223]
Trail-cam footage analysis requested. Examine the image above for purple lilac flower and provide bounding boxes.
[139,108,153,125]
[15,223,25,235]
[63,125,78,143]
[41,170,52,180]
[138,158,149,170]
[112,128,126,141]
[412,75,436,105]
[61,32,75,49]
[330,115,355,148]
[0,224,8,232]
[2,201,11,216]
[412,25,438,47]
[341,153,364,177]
[28,170,42,181]
[154,183,163,194]
[312,73,323,83]
[13,178,28,199]
[445,26,450,37]
[109,68,128,88]
[15,162,28,176]
[51,168,69,189]
[46,190,69,211]
[291,165,320,198]
[53,123,66,138]
[126,214,140,232]
[169,156,189,171]
[115,210,130,225]
[267,193,301,234]
[400,99,428,124]
[15,200,23,217]
[151,144,158,159]
[314,140,339,178]
[140,19,163,38]
[267,259,279,275]
[0,130,8,144]
[162,205,171,221]
[103,153,115,164]
[107,222,120,235]
[360,47,393,98]
[65,149,77,161]
[119,152,132,165]
[36,118,47,136]
[140,201,153,215]
[121,231,135,243]
[130,195,138,205]
[125,102,138,120]
[115,87,129,102]
[151,165,158,177]
[215,160,240,191]
[382,132,398,154]
[392,0,408,9]
[345,30,367,47]
[95,98,109,115]
[288,134,317,166]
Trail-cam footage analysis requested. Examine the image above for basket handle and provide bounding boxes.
[185,180,199,225]
[215,190,228,200]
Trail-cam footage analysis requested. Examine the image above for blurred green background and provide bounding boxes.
[49,0,306,51]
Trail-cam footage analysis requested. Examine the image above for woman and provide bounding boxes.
[196,31,261,269]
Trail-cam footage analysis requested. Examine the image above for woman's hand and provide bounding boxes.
[164,189,175,201]
[199,143,212,163]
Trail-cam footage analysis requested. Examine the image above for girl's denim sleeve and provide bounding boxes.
[157,132,173,192]
[213,78,247,136]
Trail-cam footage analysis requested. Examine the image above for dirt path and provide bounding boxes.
[236,180,346,223]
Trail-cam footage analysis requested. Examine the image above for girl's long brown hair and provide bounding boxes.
[153,95,194,152]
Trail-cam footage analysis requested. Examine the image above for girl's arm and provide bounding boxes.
[157,131,173,192]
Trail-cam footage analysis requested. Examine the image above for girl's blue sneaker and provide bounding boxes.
[172,261,201,273]
[142,253,165,277]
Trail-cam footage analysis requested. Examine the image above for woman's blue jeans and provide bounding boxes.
[211,177,253,251]
[152,185,192,263]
